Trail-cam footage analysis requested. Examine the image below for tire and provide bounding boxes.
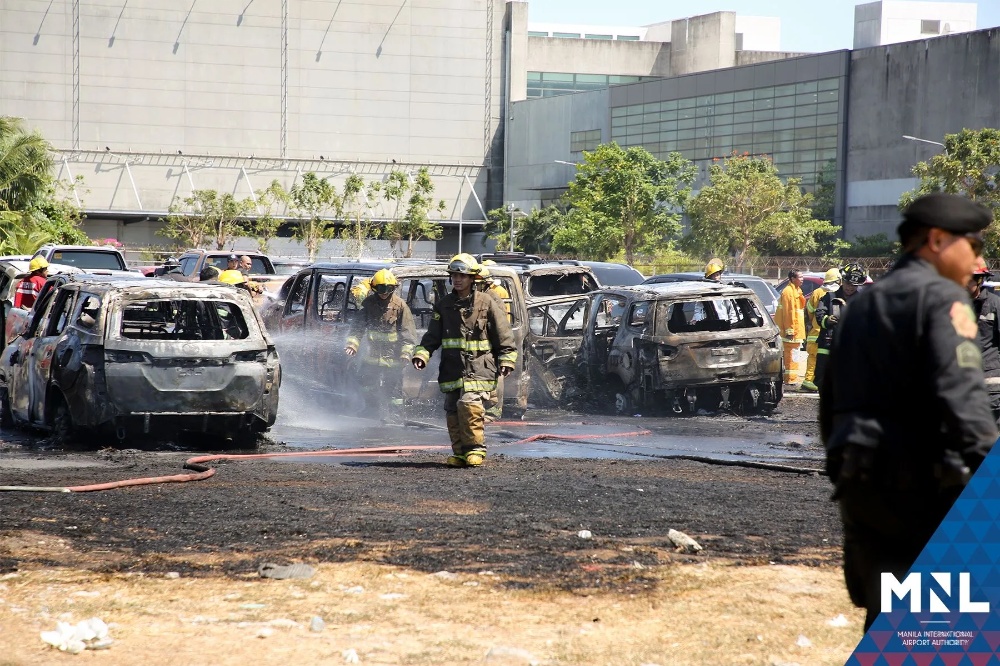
[0,387,13,430]
[50,396,75,445]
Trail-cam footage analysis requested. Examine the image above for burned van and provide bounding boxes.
[567,282,782,414]
[0,277,280,444]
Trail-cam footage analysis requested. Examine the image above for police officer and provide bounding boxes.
[411,254,516,467]
[820,192,998,632]
[345,269,417,422]
[969,256,1000,425]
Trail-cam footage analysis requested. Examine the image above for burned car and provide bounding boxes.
[0,277,280,444]
[527,282,783,414]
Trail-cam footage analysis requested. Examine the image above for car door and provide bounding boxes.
[7,287,59,423]
[525,295,590,404]
[27,287,78,423]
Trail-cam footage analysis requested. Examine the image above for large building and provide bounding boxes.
[1,1,997,253]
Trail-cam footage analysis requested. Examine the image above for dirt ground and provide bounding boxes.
[0,395,865,665]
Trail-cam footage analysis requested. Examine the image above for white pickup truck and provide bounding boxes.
[31,244,134,274]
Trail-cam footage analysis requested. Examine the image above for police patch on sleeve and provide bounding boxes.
[956,340,983,369]
[951,301,978,339]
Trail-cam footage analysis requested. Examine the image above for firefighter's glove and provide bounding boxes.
[412,358,426,370]
[499,365,513,377]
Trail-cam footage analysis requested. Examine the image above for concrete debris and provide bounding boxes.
[484,645,540,665]
[667,529,703,552]
[577,530,593,539]
[258,562,315,580]
[41,617,112,654]
[827,614,849,627]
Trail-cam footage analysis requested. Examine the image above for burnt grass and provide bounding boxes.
[0,397,841,594]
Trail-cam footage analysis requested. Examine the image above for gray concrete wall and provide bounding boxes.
[0,0,504,237]
[524,38,670,80]
[845,28,1000,238]
[669,12,736,76]
[505,88,610,212]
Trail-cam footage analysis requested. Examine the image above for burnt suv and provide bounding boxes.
[0,276,280,444]
[526,282,783,415]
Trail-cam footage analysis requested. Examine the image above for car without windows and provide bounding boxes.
[526,282,784,415]
[269,261,541,409]
[0,276,280,445]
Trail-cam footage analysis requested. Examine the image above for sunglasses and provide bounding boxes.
[374,284,396,295]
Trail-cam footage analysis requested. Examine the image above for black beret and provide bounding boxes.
[898,193,992,239]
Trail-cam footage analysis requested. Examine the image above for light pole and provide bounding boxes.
[902,135,945,148]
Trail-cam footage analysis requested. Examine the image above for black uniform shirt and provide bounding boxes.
[819,254,997,481]
[973,289,1000,378]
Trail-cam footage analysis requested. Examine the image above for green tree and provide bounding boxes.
[554,143,695,264]
[899,128,1000,253]
[485,205,562,254]
[686,154,842,269]
[340,173,382,258]
[286,172,342,261]
[0,116,53,212]
[161,189,252,250]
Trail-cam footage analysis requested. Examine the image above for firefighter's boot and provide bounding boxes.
[445,413,466,467]
[458,397,487,466]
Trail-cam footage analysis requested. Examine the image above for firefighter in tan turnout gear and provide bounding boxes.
[412,254,517,467]
[345,269,417,421]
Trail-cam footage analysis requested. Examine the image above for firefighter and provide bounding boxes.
[704,258,725,281]
[820,192,997,631]
[801,268,841,392]
[476,262,511,422]
[411,254,516,467]
[775,269,806,385]
[14,257,49,309]
[344,269,417,421]
[969,256,1000,425]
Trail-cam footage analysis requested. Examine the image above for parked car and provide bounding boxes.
[0,276,280,444]
[642,272,780,317]
[174,249,282,294]
[32,244,131,273]
[775,270,874,299]
[269,261,536,409]
[524,282,783,415]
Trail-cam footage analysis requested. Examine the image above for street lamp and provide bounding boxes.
[902,135,945,147]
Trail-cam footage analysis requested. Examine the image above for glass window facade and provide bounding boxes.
[527,72,657,99]
[570,129,602,153]
[609,76,843,192]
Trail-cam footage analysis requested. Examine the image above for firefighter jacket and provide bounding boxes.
[815,288,859,351]
[805,287,827,344]
[819,253,997,490]
[973,288,1000,379]
[775,282,806,342]
[412,290,517,393]
[345,293,417,367]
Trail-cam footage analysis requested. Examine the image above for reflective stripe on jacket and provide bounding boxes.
[413,290,517,393]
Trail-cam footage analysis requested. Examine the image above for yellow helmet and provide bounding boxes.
[371,269,398,287]
[447,253,480,275]
[704,258,724,279]
[218,269,246,285]
[29,256,49,272]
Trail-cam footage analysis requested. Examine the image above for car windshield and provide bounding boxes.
[119,299,252,340]
[48,250,126,271]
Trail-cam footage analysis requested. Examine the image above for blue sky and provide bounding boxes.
[526,0,1000,53]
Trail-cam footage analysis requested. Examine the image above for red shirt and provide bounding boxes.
[14,275,46,309]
